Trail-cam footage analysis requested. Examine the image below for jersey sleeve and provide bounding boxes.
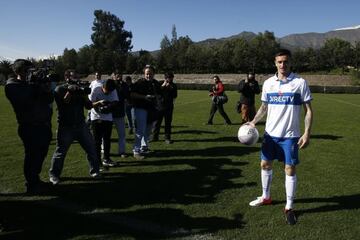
[261,82,267,102]
[301,79,312,103]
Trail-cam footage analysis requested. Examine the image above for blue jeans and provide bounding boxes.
[125,104,135,130]
[133,108,152,154]
[49,123,99,177]
[113,117,126,154]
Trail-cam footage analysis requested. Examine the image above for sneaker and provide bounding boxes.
[140,148,152,155]
[49,176,60,185]
[99,166,109,172]
[102,159,117,167]
[133,152,145,160]
[90,172,103,179]
[249,197,272,207]
[165,139,173,144]
[284,209,297,225]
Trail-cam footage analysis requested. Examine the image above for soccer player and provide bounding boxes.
[247,49,313,225]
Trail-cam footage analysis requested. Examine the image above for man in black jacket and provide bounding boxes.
[49,70,101,185]
[237,72,260,123]
[131,65,162,159]
[5,59,53,194]
[151,72,177,144]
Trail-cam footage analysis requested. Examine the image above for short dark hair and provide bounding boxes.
[11,59,33,74]
[103,79,116,92]
[275,49,292,58]
[213,75,220,81]
[164,72,174,79]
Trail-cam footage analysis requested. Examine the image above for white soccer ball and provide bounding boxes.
[238,125,259,145]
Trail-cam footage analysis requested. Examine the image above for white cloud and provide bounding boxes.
[334,25,360,31]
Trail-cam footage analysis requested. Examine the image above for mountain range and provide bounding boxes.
[196,25,360,50]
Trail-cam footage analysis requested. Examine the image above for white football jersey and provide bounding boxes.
[261,73,312,138]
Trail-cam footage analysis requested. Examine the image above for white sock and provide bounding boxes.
[285,174,297,210]
[261,169,273,199]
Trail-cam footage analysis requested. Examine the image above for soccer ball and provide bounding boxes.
[238,125,259,145]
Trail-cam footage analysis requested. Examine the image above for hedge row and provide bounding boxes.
[177,83,360,94]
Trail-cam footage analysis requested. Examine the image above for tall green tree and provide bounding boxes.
[91,9,132,72]
[249,31,279,73]
[61,48,78,70]
[353,41,360,71]
[0,60,13,80]
[76,45,94,75]
[320,38,353,74]
[231,38,251,73]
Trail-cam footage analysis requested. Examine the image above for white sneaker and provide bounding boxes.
[102,159,117,167]
[49,176,60,185]
[90,172,102,178]
[249,197,272,207]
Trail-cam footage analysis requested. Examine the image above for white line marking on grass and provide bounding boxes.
[322,96,360,108]
[176,98,209,107]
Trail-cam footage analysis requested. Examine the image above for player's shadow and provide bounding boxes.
[177,136,239,143]
[311,134,343,140]
[295,194,360,216]
[231,121,266,126]
[154,145,259,158]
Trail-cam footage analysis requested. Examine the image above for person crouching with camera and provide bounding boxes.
[48,70,101,185]
[89,79,119,169]
[5,59,53,194]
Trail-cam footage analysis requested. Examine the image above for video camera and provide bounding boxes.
[97,100,113,114]
[26,59,59,84]
[67,79,91,95]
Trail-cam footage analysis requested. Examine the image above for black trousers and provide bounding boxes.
[207,102,232,124]
[91,120,113,163]
[18,124,52,188]
[152,107,174,140]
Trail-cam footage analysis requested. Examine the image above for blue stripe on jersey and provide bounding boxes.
[267,93,302,105]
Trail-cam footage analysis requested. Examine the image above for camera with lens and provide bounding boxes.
[26,59,59,84]
[67,80,91,95]
[97,101,113,114]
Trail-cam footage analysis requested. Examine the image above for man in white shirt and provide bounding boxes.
[89,79,119,168]
[247,49,313,225]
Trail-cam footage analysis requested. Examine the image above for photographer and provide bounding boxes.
[112,72,129,158]
[206,75,232,125]
[89,79,119,168]
[237,72,260,123]
[49,70,101,185]
[5,59,53,194]
[151,72,178,144]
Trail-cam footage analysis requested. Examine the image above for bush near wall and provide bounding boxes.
[176,83,360,94]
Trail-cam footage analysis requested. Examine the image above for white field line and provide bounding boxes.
[175,97,209,107]
[322,96,360,108]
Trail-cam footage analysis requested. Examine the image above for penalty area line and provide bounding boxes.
[322,96,360,108]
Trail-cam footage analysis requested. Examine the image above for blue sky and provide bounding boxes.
[0,0,359,60]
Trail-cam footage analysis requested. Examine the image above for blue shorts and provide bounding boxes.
[261,133,300,166]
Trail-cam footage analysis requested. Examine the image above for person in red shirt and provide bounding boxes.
[206,75,232,125]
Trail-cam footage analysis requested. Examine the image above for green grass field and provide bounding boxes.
[1,87,360,239]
